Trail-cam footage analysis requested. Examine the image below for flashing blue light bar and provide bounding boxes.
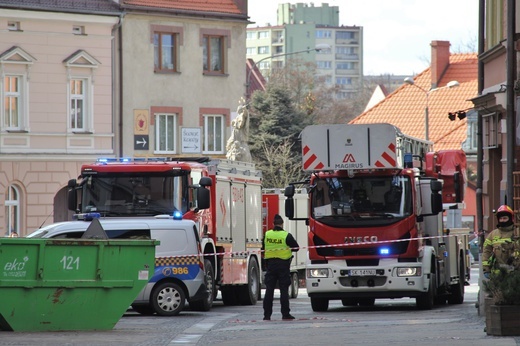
[379,248,390,255]
[72,212,101,221]
[96,157,168,163]
[173,211,183,220]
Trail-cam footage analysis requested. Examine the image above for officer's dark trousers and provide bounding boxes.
[263,258,291,318]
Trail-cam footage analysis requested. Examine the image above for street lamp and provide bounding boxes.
[404,77,460,141]
[246,43,331,100]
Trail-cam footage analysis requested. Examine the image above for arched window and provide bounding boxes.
[5,185,20,236]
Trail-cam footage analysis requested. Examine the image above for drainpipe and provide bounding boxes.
[111,14,124,158]
[506,0,516,204]
[477,0,484,234]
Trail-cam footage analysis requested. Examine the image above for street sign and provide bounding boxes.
[181,127,201,154]
[134,135,149,150]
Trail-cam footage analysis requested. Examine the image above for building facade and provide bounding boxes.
[246,2,363,99]
[0,0,249,235]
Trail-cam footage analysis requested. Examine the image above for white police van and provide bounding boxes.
[27,216,212,316]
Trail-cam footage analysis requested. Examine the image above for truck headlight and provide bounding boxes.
[396,267,422,277]
[307,268,331,278]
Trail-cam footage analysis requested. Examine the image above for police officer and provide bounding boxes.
[262,214,299,321]
[482,205,517,278]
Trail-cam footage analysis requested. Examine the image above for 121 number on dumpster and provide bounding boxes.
[60,256,80,270]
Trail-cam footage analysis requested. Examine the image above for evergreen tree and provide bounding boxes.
[249,85,312,188]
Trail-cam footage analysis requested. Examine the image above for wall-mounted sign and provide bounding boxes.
[181,127,201,154]
[134,109,149,135]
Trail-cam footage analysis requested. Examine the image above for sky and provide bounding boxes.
[247,0,479,76]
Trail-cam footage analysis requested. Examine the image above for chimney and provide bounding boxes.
[430,40,450,89]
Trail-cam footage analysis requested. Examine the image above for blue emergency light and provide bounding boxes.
[379,248,390,255]
[173,211,183,220]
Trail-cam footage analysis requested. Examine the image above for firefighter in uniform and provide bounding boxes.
[482,205,518,278]
[262,214,299,321]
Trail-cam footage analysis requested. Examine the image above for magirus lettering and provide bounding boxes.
[345,236,378,243]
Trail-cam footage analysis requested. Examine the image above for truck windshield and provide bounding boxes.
[80,173,189,217]
[311,176,412,221]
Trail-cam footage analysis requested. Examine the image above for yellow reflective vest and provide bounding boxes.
[264,230,292,260]
[482,225,516,273]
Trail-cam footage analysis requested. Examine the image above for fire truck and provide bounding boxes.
[67,158,263,306]
[284,123,468,311]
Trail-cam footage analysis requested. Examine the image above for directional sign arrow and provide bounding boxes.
[183,145,199,150]
[136,137,147,147]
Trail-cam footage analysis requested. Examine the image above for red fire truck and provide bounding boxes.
[284,123,468,311]
[67,158,263,306]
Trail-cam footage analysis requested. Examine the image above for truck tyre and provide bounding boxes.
[222,287,238,305]
[239,257,260,305]
[310,297,329,312]
[189,259,215,311]
[447,256,465,304]
[358,298,375,306]
[416,271,436,310]
[341,298,358,306]
[290,272,299,299]
[151,282,185,316]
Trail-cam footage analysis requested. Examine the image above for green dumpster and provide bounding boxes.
[0,237,157,331]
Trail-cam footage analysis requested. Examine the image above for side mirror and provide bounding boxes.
[197,187,210,210]
[285,198,295,219]
[199,176,213,187]
[284,185,295,198]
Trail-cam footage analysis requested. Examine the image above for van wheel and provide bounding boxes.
[239,258,260,305]
[290,272,299,299]
[189,260,215,311]
[151,282,185,316]
[131,304,155,315]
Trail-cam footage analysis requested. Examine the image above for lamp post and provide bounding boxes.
[246,44,331,100]
[404,77,460,141]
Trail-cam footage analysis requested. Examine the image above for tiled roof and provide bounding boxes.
[121,0,245,17]
[351,53,478,151]
[0,0,120,14]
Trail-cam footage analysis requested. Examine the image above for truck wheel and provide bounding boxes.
[416,271,436,310]
[341,298,358,306]
[189,259,215,311]
[221,287,238,305]
[290,272,299,299]
[310,297,329,312]
[239,257,260,305]
[151,282,185,316]
[358,298,375,306]
[447,256,465,304]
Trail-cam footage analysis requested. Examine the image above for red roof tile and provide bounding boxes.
[351,53,478,151]
[122,0,244,16]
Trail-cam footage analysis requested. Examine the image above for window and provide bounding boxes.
[203,35,224,73]
[5,185,20,236]
[258,46,269,54]
[337,31,355,40]
[69,78,87,130]
[316,61,332,69]
[258,31,269,39]
[336,77,352,85]
[316,30,332,38]
[4,75,22,129]
[156,113,178,153]
[336,62,354,70]
[246,31,256,40]
[203,114,224,153]
[274,46,283,54]
[154,32,176,72]
[246,47,255,55]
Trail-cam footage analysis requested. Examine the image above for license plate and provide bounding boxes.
[348,269,376,276]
